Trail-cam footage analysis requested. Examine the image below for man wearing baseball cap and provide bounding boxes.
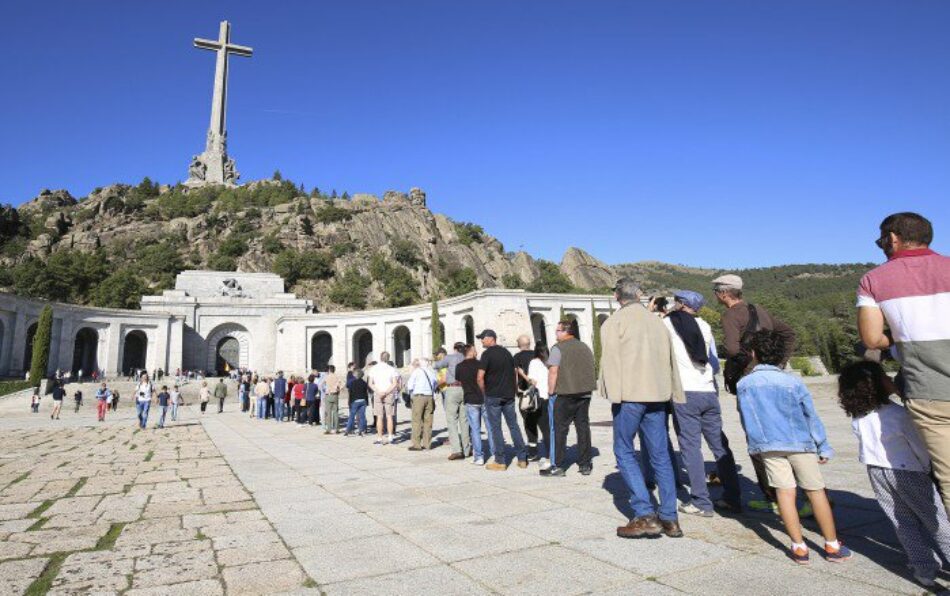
[476,329,529,470]
[664,290,741,516]
[712,273,797,514]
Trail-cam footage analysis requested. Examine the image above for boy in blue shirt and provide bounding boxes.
[738,330,851,565]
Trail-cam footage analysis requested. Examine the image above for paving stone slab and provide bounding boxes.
[321,563,492,595]
[221,558,307,595]
[125,578,225,596]
[294,533,439,584]
[0,556,49,595]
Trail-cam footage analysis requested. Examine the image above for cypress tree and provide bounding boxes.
[431,298,442,355]
[29,305,53,387]
[591,300,602,376]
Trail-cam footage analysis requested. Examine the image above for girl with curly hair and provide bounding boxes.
[838,360,950,588]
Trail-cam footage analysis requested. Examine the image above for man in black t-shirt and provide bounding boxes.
[512,334,541,460]
[51,381,65,420]
[476,329,527,471]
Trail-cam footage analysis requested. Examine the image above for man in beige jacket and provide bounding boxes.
[600,278,685,540]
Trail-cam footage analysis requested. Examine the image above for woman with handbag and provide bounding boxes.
[525,343,552,470]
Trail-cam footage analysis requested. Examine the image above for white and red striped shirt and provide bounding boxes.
[857,248,950,400]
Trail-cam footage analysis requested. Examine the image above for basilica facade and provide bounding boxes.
[0,271,616,378]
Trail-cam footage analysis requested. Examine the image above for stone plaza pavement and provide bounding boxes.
[0,377,944,595]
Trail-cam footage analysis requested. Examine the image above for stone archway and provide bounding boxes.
[121,330,148,376]
[72,327,99,378]
[462,315,474,345]
[352,328,373,368]
[392,326,411,368]
[205,324,251,374]
[530,313,548,347]
[23,322,37,372]
[311,332,333,372]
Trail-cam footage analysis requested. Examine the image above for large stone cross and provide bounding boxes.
[186,21,253,187]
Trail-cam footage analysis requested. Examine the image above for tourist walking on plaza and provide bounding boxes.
[95,383,111,422]
[512,335,542,461]
[31,389,40,413]
[273,371,287,423]
[524,343,551,469]
[600,278,684,539]
[838,361,950,588]
[156,385,170,428]
[50,381,64,420]
[170,385,182,421]
[215,377,228,413]
[111,389,120,411]
[477,329,528,470]
[344,369,369,436]
[199,381,210,414]
[434,343,470,460]
[857,212,950,514]
[713,273,796,513]
[73,389,83,413]
[543,319,597,477]
[664,290,742,516]
[368,353,400,444]
[254,376,269,419]
[456,344,490,465]
[738,330,850,564]
[135,373,154,429]
[323,366,343,433]
[407,358,438,450]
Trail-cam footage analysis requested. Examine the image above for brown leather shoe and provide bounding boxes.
[447,453,465,461]
[660,519,684,538]
[616,515,661,539]
[485,462,507,471]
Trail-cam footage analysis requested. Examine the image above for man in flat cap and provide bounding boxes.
[712,273,796,513]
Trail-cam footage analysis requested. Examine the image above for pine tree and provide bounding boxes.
[431,298,442,356]
[591,300,602,376]
[29,305,53,386]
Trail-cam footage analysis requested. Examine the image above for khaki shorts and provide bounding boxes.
[761,451,825,490]
[374,394,395,418]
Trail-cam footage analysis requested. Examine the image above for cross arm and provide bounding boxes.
[194,38,221,51]
[226,44,254,57]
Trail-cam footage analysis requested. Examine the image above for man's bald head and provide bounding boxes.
[517,334,532,350]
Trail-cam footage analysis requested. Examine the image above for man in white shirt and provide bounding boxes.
[368,352,400,445]
[663,290,741,516]
[407,358,438,450]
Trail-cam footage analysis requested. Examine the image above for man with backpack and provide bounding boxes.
[713,274,796,513]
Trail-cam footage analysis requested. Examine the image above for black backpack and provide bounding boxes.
[723,304,760,395]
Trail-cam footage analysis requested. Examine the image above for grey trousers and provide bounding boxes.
[443,386,471,456]
[323,394,340,431]
[868,465,950,580]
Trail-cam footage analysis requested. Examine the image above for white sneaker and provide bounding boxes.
[539,458,550,470]
[388,434,395,444]
[374,438,383,445]
[472,458,485,466]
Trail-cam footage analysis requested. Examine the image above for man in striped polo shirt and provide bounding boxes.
[857,212,950,511]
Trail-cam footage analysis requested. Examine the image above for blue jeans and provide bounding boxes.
[548,395,558,465]
[274,398,284,421]
[466,404,494,461]
[612,402,678,522]
[158,405,169,428]
[346,400,367,434]
[256,398,266,419]
[171,403,180,421]
[136,401,150,429]
[485,397,527,464]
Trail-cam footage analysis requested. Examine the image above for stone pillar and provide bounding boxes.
[332,327,346,372]
[168,317,184,374]
[106,323,122,377]
[55,317,74,376]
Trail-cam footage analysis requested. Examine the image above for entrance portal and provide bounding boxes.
[311,332,332,372]
[122,330,148,375]
[72,328,99,378]
[216,337,240,374]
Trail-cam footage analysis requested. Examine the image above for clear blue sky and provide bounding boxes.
[1,1,948,268]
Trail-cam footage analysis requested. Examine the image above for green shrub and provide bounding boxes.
[454,221,484,246]
[331,242,356,258]
[502,273,524,289]
[92,268,147,309]
[262,233,283,254]
[29,305,53,386]
[329,268,368,309]
[206,253,236,271]
[370,254,419,307]
[527,260,576,294]
[789,356,818,376]
[442,267,478,297]
[313,205,352,224]
[0,380,32,397]
[392,239,421,268]
[272,250,335,285]
[217,236,249,258]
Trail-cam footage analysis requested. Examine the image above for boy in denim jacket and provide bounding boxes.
[737,330,852,565]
